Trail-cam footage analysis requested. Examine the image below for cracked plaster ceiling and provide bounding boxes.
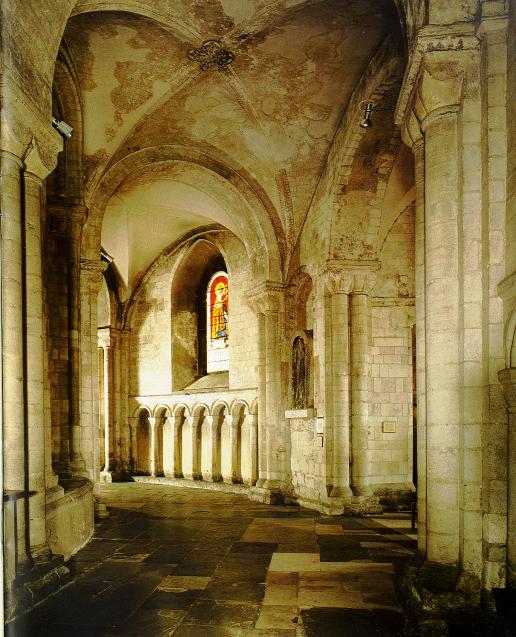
[63,0,399,290]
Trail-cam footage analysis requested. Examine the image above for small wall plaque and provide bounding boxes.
[316,418,324,434]
[382,420,396,433]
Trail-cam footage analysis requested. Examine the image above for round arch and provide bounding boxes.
[82,146,284,281]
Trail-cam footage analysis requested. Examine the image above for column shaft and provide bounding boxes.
[149,417,156,477]
[413,138,427,555]
[350,292,372,496]
[24,172,50,556]
[68,216,84,473]
[79,261,106,486]
[330,291,352,498]
[1,151,31,571]
[423,109,461,564]
[113,334,122,466]
[256,313,267,486]
[264,309,283,485]
[102,345,113,474]
[129,418,138,471]
[119,332,130,464]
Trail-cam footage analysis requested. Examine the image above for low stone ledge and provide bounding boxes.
[134,475,252,495]
[285,408,316,419]
[46,478,94,560]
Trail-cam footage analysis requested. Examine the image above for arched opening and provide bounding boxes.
[136,410,151,475]
[171,240,228,387]
[154,407,169,477]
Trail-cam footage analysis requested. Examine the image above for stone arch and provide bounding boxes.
[211,400,231,418]
[230,399,251,415]
[299,35,405,268]
[231,401,250,485]
[330,101,404,261]
[82,147,283,281]
[70,2,203,43]
[166,404,190,478]
[188,403,209,480]
[173,403,191,419]
[153,405,171,477]
[49,47,84,205]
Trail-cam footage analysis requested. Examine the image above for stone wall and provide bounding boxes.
[369,307,413,488]
[129,256,173,396]
[370,204,415,491]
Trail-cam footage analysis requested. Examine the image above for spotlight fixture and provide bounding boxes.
[52,117,73,139]
[359,102,395,128]
[360,103,373,128]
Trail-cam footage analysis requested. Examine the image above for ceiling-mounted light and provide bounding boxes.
[52,117,73,139]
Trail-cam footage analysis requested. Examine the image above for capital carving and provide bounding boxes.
[322,260,379,295]
[47,203,88,238]
[246,281,284,314]
[401,110,423,151]
[80,259,107,295]
[98,327,115,349]
[395,26,475,129]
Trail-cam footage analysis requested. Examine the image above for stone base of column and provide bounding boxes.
[95,500,110,519]
[99,471,113,483]
[45,470,60,491]
[329,485,353,499]
[55,464,73,480]
[203,472,223,482]
[70,453,86,475]
[373,483,416,511]
[4,554,71,623]
[283,493,351,516]
[344,494,383,515]
[249,484,285,505]
[46,484,65,504]
[396,560,496,637]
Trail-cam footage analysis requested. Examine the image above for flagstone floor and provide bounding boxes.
[6,483,418,636]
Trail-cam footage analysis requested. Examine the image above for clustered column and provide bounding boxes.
[2,132,62,578]
[24,169,53,558]
[68,208,87,475]
[322,261,378,504]
[80,259,108,485]
[1,150,32,573]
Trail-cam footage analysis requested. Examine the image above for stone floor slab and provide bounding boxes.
[4,484,416,637]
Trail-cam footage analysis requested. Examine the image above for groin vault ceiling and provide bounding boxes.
[60,0,400,289]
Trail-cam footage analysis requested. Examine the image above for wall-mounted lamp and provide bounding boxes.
[52,117,73,139]
[359,102,395,128]
[360,103,374,128]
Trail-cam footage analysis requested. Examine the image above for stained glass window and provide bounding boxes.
[206,271,229,372]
